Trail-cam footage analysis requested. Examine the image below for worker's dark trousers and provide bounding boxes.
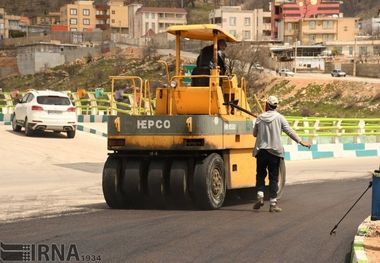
[256,149,281,199]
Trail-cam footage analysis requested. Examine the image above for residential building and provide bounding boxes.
[209,6,271,41]
[5,14,23,38]
[30,12,60,26]
[60,0,96,32]
[0,8,5,39]
[94,2,110,30]
[109,0,129,34]
[134,7,187,39]
[293,17,358,45]
[325,38,380,57]
[272,0,341,41]
[361,16,380,37]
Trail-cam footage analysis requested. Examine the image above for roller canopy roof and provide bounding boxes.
[166,24,237,42]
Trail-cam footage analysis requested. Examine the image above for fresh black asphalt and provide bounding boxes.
[0,178,371,263]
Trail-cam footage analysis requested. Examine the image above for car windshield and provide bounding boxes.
[37,96,71,105]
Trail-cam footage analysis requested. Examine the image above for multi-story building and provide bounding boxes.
[285,17,358,45]
[209,6,271,41]
[30,12,60,26]
[94,2,110,31]
[361,15,380,37]
[272,0,341,41]
[0,9,33,39]
[109,0,129,34]
[134,7,187,38]
[60,0,96,32]
[0,8,5,39]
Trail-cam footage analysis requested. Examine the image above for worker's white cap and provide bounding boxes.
[267,95,279,107]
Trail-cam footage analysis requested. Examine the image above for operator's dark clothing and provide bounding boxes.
[196,45,226,75]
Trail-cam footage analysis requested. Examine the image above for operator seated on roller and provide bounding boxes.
[192,39,227,86]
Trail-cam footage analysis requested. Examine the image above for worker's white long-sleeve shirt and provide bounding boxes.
[253,110,301,158]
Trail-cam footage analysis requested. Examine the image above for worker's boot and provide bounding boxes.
[269,200,282,213]
[253,191,264,210]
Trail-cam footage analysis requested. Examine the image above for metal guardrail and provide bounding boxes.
[285,116,380,144]
[1,91,380,142]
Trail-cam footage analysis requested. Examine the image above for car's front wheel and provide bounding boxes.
[11,114,21,132]
[67,129,76,139]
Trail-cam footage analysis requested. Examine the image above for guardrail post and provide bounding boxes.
[87,93,98,115]
[4,93,13,114]
[354,120,364,144]
[291,120,299,145]
[335,120,342,144]
[71,93,82,115]
[313,120,319,145]
[371,170,380,221]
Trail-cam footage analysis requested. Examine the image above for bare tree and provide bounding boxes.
[225,42,270,89]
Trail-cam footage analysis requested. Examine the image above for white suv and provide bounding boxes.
[12,90,77,138]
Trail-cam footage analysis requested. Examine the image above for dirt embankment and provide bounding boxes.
[252,75,380,118]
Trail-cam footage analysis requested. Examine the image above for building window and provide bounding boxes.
[152,13,155,19]
[145,13,149,19]
[159,23,164,29]
[152,22,155,31]
[322,20,333,29]
[244,17,251,26]
[70,18,77,25]
[70,28,77,31]
[287,23,293,31]
[70,9,77,15]
[344,26,348,31]
[229,17,236,26]
[229,30,236,37]
[176,14,183,18]
[359,46,367,55]
[145,22,149,32]
[111,19,115,23]
[243,30,251,40]
[309,21,316,29]
[308,34,316,43]
[322,34,331,42]
[112,10,115,15]
[83,9,90,16]
[349,46,353,55]
[83,19,90,25]
[374,46,380,55]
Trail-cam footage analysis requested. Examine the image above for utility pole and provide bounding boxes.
[353,37,357,77]
[294,38,298,73]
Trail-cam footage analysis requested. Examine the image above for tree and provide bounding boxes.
[225,42,270,89]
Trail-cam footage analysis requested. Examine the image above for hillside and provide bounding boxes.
[253,76,380,118]
[1,52,379,118]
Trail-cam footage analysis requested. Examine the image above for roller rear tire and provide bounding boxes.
[102,157,127,208]
[193,153,226,210]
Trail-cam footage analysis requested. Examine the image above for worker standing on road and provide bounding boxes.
[253,96,311,212]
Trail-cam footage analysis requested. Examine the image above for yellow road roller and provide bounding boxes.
[103,24,285,209]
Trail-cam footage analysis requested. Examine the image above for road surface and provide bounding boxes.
[0,125,378,262]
